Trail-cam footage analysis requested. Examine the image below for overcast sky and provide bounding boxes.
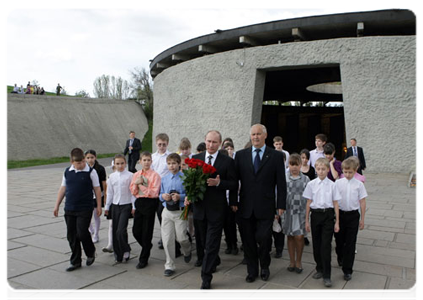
[5,1,418,96]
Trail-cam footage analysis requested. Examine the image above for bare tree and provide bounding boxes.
[93,74,130,100]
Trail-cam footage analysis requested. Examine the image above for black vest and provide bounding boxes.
[64,167,94,211]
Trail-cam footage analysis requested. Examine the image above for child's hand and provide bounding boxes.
[53,206,59,217]
[305,222,310,232]
[171,193,180,201]
[131,209,135,216]
[134,176,143,185]
[334,222,340,233]
[184,197,190,206]
[104,210,109,216]
[359,220,365,230]
[97,207,102,217]
[162,193,171,201]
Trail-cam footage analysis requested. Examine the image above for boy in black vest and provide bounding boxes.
[54,148,102,271]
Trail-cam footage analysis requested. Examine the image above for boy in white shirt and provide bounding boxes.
[309,134,327,168]
[303,157,341,287]
[104,154,136,263]
[334,157,367,281]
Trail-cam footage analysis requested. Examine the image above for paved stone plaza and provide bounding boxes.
[7,159,416,294]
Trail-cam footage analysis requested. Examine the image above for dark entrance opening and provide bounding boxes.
[261,65,346,161]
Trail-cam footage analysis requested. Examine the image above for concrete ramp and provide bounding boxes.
[8,94,148,160]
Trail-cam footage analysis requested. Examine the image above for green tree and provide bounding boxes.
[129,67,153,120]
[75,90,90,98]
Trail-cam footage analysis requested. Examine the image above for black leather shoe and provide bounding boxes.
[344,273,352,281]
[260,269,270,281]
[66,264,81,272]
[245,274,257,283]
[232,247,239,255]
[200,281,211,289]
[164,269,175,277]
[184,253,192,263]
[304,237,310,246]
[241,258,247,265]
[86,256,95,266]
[195,260,203,267]
[274,251,282,258]
[136,261,148,269]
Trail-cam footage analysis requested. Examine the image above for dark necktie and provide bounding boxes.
[207,155,213,165]
[254,149,261,174]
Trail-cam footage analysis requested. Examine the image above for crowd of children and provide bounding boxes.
[54,132,367,288]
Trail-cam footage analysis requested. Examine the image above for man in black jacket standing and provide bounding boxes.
[124,131,142,173]
[345,138,366,174]
[232,124,286,283]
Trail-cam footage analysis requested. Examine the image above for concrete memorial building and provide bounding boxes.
[150,9,415,173]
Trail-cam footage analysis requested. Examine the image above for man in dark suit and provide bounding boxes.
[190,130,237,289]
[123,131,142,173]
[345,138,366,174]
[232,124,286,283]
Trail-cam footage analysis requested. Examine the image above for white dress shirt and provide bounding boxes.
[335,177,368,211]
[205,150,219,166]
[302,177,341,209]
[105,169,136,210]
[151,150,171,178]
[61,163,100,187]
[309,148,325,168]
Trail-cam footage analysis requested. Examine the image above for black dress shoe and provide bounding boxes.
[232,247,239,255]
[66,264,81,272]
[195,260,203,267]
[304,237,310,246]
[86,256,95,266]
[184,253,192,263]
[241,258,247,265]
[200,281,211,289]
[136,261,148,269]
[344,273,352,281]
[260,269,270,281]
[164,269,175,277]
[245,274,257,283]
[274,251,282,258]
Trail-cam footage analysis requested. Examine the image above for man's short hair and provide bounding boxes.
[315,133,327,142]
[350,138,357,142]
[342,156,360,170]
[288,153,301,166]
[179,138,191,150]
[205,130,222,143]
[323,142,336,155]
[129,130,135,134]
[167,153,181,164]
[315,157,330,169]
[140,151,152,158]
[70,148,85,162]
[155,133,169,143]
[273,136,283,143]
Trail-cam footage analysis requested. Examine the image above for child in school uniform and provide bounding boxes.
[85,150,107,243]
[283,154,310,274]
[105,154,136,263]
[303,157,341,287]
[334,157,367,281]
[159,153,192,276]
[324,142,342,182]
[309,133,327,168]
[102,160,116,253]
[53,148,102,272]
[130,151,161,269]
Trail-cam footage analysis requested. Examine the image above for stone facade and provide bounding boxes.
[153,36,415,173]
[8,94,148,160]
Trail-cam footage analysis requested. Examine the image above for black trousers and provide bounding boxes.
[272,216,285,253]
[64,210,95,266]
[223,205,238,249]
[334,210,360,275]
[194,218,205,262]
[240,215,273,277]
[127,154,138,173]
[195,217,223,283]
[112,204,132,262]
[132,198,158,264]
[310,209,335,279]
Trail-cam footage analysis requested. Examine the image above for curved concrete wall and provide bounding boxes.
[153,36,415,173]
[8,94,148,160]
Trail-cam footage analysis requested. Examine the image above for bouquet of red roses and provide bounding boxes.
[180,157,216,220]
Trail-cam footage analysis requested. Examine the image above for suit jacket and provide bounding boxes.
[191,152,237,223]
[124,138,142,160]
[345,146,366,170]
[233,146,287,220]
